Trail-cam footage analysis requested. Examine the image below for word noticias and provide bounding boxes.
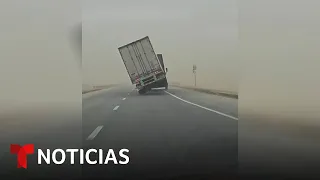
[10,144,130,169]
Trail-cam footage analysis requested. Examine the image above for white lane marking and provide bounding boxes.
[87,126,103,140]
[165,91,238,120]
[113,105,120,111]
[122,98,126,100]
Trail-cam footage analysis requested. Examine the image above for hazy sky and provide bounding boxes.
[82,0,239,92]
[239,0,320,121]
[0,0,318,122]
[0,0,81,113]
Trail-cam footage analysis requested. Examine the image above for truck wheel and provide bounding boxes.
[165,85,168,90]
[138,89,146,95]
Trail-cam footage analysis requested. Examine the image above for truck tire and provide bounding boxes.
[165,81,168,90]
[138,88,146,95]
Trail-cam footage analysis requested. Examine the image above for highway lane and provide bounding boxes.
[82,85,238,179]
[166,87,238,118]
[0,85,237,179]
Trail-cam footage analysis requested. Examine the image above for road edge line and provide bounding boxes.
[165,91,238,120]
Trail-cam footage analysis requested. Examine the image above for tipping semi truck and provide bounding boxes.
[118,36,168,94]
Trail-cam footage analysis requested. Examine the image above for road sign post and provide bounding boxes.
[193,65,197,87]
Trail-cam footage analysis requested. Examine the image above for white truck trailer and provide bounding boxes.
[118,36,168,94]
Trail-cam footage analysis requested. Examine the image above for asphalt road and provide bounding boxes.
[0,85,238,179]
[82,85,238,179]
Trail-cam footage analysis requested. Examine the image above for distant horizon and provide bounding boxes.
[82,0,239,93]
